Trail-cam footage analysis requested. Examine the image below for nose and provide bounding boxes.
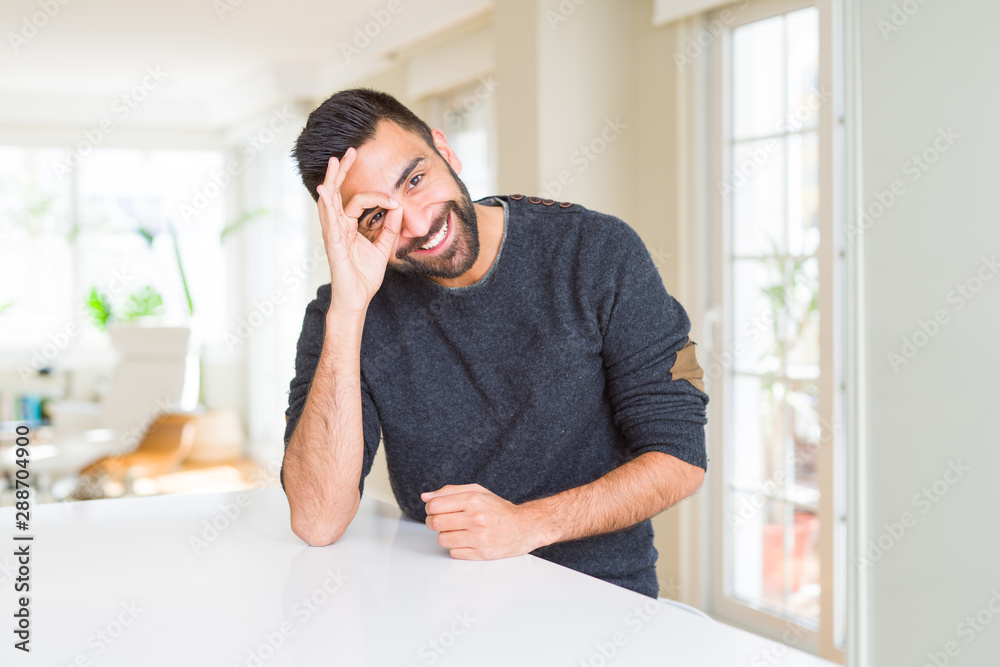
[398,203,440,241]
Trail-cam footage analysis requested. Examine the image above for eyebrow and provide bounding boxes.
[360,155,426,226]
[394,156,425,191]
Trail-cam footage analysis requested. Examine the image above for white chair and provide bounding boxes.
[33,324,199,499]
[48,324,199,439]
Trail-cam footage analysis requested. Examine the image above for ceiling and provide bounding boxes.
[0,0,491,130]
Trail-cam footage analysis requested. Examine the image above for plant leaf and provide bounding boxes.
[120,285,165,321]
[86,288,113,330]
[168,222,194,316]
[220,207,268,242]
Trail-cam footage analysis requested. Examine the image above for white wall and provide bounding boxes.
[858,0,1000,664]
[493,0,636,222]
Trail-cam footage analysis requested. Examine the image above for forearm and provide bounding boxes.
[523,452,705,547]
[282,312,367,546]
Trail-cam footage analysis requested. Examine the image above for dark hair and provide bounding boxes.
[292,88,437,201]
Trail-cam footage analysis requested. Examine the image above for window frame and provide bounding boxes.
[695,0,848,661]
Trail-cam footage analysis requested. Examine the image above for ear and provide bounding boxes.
[430,128,463,176]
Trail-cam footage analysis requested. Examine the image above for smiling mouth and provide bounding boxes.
[413,211,451,254]
[421,219,448,250]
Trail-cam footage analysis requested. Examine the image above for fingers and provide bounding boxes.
[320,147,355,195]
[424,492,475,516]
[421,484,483,501]
[320,154,341,196]
[423,484,489,517]
[437,530,470,549]
[315,184,342,245]
[332,147,356,191]
[438,532,494,560]
[426,508,490,532]
[342,191,398,221]
[373,204,403,257]
[425,511,464,533]
[317,150,357,218]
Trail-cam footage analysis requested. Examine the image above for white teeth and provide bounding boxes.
[420,220,448,250]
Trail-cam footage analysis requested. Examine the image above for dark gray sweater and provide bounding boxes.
[282,194,708,598]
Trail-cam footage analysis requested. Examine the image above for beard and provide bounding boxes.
[389,164,480,280]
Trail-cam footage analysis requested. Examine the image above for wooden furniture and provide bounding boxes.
[76,413,197,498]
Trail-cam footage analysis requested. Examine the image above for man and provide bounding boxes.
[281,88,708,599]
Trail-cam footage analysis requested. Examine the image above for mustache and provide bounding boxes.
[396,204,452,258]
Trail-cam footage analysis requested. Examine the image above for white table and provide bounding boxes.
[0,489,836,666]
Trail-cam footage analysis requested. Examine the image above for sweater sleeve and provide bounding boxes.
[280,284,382,496]
[595,219,709,470]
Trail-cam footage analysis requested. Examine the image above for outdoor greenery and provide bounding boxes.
[86,285,165,331]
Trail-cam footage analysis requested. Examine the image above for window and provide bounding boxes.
[704,0,846,661]
[0,147,74,350]
[427,78,499,200]
[0,146,227,350]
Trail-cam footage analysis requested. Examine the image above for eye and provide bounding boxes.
[408,173,423,189]
[367,210,386,228]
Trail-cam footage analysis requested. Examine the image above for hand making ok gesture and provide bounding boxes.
[315,146,404,315]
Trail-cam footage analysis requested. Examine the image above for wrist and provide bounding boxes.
[325,307,366,338]
[520,497,564,550]
[322,310,366,365]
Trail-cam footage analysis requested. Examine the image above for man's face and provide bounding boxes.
[341,120,480,280]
